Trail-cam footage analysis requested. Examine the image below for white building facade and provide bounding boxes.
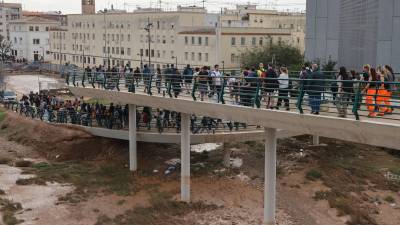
[0,2,22,40]
[10,17,59,62]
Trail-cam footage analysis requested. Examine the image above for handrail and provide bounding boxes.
[62,70,400,121]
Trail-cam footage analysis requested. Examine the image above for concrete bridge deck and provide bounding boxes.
[70,86,400,150]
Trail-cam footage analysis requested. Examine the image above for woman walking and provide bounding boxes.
[363,68,381,117]
[276,67,290,111]
[336,67,353,117]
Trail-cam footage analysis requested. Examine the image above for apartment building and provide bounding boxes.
[49,4,305,69]
[10,17,59,61]
[0,2,22,40]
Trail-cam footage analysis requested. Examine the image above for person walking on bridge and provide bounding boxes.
[362,68,380,118]
[143,64,152,95]
[183,64,194,94]
[276,67,290,111]
[307,64,324,115]
[336,66,353,117]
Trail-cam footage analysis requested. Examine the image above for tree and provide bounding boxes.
[240,43,303,69]
[0,35,12,61]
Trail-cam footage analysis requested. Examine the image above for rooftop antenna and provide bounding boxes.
[201,0,206,9]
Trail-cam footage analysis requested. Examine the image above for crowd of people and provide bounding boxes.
[65,61,397,119]
[6,92,248,133]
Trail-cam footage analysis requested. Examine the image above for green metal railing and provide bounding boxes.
[62,70,400,121]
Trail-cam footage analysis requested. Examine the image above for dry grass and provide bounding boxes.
[95,191,219,225]
[0,198,23,225]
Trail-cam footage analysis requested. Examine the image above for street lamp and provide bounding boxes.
[172,56,178,69]
[144,17,153,70]
[101,9,109,68]
[137,53,143,70]
[222,60,225,74]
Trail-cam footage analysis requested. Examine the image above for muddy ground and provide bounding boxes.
[0,109,399,225]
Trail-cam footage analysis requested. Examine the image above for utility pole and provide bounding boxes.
[103,9,108,68]
[57,11,62,72]
[172,56,177,68]
[144,17,153,70]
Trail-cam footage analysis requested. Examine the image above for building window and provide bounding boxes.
[231,37,236,46]
[198,37,202,45]
[205,37,209,46]
[231,54,236,63]
[241,37,246,45]
[252,37,256,46]
[185,52,188,60]
[185,36,188,45]
[33,39,40,45]
[35,26,39,31]
[121,47,124,55]
[191,52,195,61]
[198,53,202,61]
[205,53,209,62]
[128,34,131,41]
[171,35,174,44]
[259,37,263,45]
[151,49,154,57]
[45,27,49,31]
[191,36,195,45]
[29,26,33,31]
[127,48,131,56]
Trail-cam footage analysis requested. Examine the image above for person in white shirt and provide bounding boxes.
[276,67,290,110]
[210,64,223,101]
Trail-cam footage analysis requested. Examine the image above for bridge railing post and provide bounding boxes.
[264,127,277,225]
[352,80,362,120]
[296,80,305,114]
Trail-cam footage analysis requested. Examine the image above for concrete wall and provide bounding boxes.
[306,0,400,71]
[305,0,340,65]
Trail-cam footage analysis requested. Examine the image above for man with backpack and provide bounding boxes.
[263,64,278,109]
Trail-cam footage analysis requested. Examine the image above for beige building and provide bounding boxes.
[49,4,305,70]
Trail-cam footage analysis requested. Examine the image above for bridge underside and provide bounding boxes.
[67,125,299,144]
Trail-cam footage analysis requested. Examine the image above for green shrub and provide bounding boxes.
[306,169,323,181]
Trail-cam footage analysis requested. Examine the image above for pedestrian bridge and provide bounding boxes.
[56,71,400,224]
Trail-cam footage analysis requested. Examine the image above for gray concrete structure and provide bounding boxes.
[69,87,400,150]
[264,128,277,225]
[306,0,400,71]
[128,105,137,171]
[181,113,191,202]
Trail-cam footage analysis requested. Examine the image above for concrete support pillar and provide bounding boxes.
[313,135,320,146]
[129,104,137,171]
[264,128,277,225]
[181,113,191,202]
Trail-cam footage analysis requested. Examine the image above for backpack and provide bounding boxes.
[342,76,353,93]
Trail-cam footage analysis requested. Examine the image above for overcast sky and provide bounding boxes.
[10,0,305,14]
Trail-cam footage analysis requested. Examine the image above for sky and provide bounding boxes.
[10,0,306,14]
